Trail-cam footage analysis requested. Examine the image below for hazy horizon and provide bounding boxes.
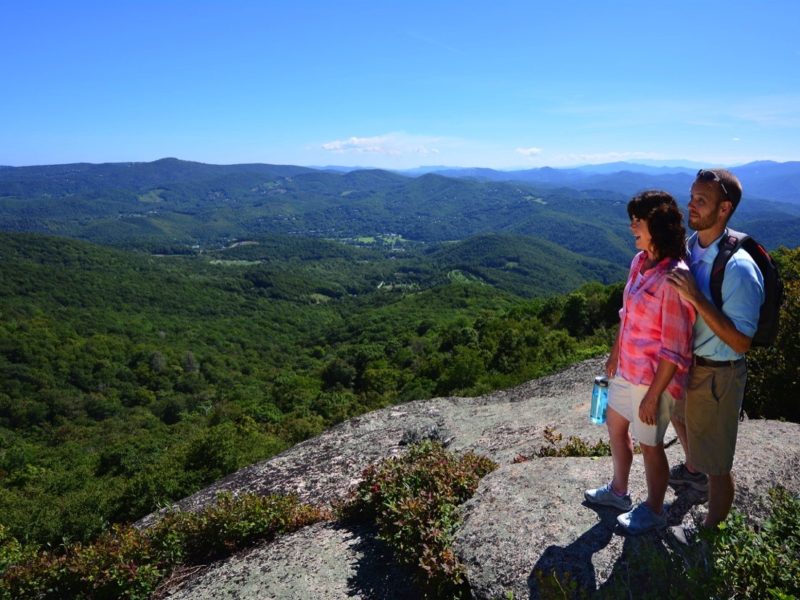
[1,157,788,171]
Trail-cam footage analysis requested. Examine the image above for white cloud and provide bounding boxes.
[516,146,543,157]
[321,135,398,155]
[321,132,444,158]
[414,146,440,155]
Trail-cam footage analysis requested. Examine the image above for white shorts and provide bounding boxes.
[607,376,675,447]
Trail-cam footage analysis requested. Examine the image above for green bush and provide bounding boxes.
[747,273,800,421]
[0,525,33,576]
[343,441,498,595]
[0,525,163,600]
[703,486,800,598]
[0,493,327,599]
[513,426,612,463]
[148,492,329,565]
[745,246,800,420]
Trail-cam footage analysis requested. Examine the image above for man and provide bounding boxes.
[666,168,764,529]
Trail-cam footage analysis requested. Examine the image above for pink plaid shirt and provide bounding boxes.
[616,252,696,400]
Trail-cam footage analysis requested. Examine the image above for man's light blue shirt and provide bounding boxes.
[689,232,764,361]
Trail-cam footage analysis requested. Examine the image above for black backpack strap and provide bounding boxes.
[710,229,748,310]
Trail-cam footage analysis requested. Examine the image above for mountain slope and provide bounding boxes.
[2,159,798,256]
[0,160,638,262]
[423,234,626,295]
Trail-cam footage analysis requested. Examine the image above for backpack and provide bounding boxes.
[710,229,785,347]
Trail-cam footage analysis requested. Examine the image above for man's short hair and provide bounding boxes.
[695,168,743,214]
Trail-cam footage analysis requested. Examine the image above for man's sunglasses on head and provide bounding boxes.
[696,169,730,201]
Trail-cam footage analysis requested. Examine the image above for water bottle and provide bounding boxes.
[590,375,609,425]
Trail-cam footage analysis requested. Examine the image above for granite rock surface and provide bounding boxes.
[148,357,800,599]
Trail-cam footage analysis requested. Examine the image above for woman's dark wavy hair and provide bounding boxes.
[627,190,687,261]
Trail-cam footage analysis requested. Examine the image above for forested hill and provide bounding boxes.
[0,232,624,546]
[3,159,800,256]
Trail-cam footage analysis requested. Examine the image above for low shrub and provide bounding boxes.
[343,440,498,596]
[0,525,33,575]
[0,493,327,599]
[1,525,164,600]
[703,486,800,598]
[149,492,329,565]
[513,426,612,462]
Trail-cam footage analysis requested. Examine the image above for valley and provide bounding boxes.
[1,158,798,549]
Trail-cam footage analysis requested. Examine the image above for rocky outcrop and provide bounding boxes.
[156,522,422,600]
[150,357,800,599]
[140,358,605,528]
[456,420,800,599]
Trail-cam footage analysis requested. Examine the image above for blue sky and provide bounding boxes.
[2,1,799,168]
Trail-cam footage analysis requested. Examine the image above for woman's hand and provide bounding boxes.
[605,354,617,378]
[605,340,620,378]
[638,391,660,426]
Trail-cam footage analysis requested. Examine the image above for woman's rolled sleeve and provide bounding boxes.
[658,284,695,370]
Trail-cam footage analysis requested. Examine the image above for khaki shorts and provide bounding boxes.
[607,377,675,446]
[685,361,747,476]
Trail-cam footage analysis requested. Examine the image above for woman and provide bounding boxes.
[585,190,695,534]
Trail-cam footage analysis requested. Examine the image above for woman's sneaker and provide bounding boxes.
[669,463,708,492]
[617,502,668,535]
[584,483,632,511]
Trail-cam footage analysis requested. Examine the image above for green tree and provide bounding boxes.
[560,292,591,337]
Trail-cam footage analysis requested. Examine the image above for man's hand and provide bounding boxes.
[668,265,754,354]
[666,267,700,306]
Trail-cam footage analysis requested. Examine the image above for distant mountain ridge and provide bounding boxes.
[1,159,799,255]
[426,160,800,206]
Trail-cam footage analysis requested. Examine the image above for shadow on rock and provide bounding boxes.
[337,522,424,600]
[597,530,691,599]
[668,484,708,522]
[596,490,708,600]
[527,502,617,599]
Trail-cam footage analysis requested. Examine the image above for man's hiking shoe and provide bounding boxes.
[617,502,668,535]
[668,522,713,553]
[668,524,693,545]
[668,523,703,546]
[669,463,708,492]
[584,483,632,511]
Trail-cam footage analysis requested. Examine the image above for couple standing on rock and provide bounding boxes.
[584,169,764,535]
